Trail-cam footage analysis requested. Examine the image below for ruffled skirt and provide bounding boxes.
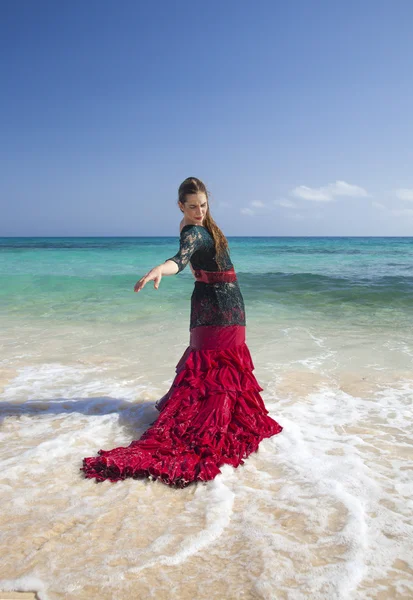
[80,325,282,488]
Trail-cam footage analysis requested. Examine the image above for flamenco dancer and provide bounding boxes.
[81,177,283,487]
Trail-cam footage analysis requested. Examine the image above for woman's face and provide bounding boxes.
[179,192,208,225]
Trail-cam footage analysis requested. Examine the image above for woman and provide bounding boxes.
[81,177,282,487]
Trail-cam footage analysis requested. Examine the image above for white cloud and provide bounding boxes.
[240,207,254,216]
[291,186,331,202]
[395,188,413,202]
[251,200,265,208]
[276,199,297,209]
[328,181,369,197]
[371,201,413,217]
[291,180,369,202]
[390,208,413,217]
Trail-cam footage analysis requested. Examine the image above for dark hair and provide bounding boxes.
[178,177,229,270]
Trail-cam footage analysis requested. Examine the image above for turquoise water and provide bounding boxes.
[1,236,412,327]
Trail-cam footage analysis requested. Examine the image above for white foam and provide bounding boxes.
[127,475,235,572]
[1,362,159,403]
[0,577,48,600]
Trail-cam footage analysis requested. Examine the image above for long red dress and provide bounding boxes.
[81,225,282,487]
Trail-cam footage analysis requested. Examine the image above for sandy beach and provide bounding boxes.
[1,322,412,599]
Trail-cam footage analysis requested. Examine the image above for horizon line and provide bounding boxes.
[1,235,413,239]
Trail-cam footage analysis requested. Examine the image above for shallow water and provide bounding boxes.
[0,237,412,599]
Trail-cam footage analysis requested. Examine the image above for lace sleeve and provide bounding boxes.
[165,225,204,273]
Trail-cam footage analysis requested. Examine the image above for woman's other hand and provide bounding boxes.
[134,266,162,293]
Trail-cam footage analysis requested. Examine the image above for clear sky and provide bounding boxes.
[1,0,413,236]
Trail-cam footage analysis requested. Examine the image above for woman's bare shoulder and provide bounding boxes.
[179,221,199,234]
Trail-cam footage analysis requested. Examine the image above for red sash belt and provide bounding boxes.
[193,267,237,283]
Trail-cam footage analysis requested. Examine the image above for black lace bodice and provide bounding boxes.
[166,224,233,272]
[165,224,246,330]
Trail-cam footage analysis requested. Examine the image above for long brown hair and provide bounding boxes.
[178,177,229,270]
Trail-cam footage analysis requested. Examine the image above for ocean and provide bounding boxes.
[0,236,412,600]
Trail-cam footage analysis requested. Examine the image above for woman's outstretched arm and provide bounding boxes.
[134,225,203,293]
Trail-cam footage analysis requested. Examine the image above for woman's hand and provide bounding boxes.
[134,266,163,293]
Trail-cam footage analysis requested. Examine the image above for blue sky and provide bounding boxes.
[1,0,413,236]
